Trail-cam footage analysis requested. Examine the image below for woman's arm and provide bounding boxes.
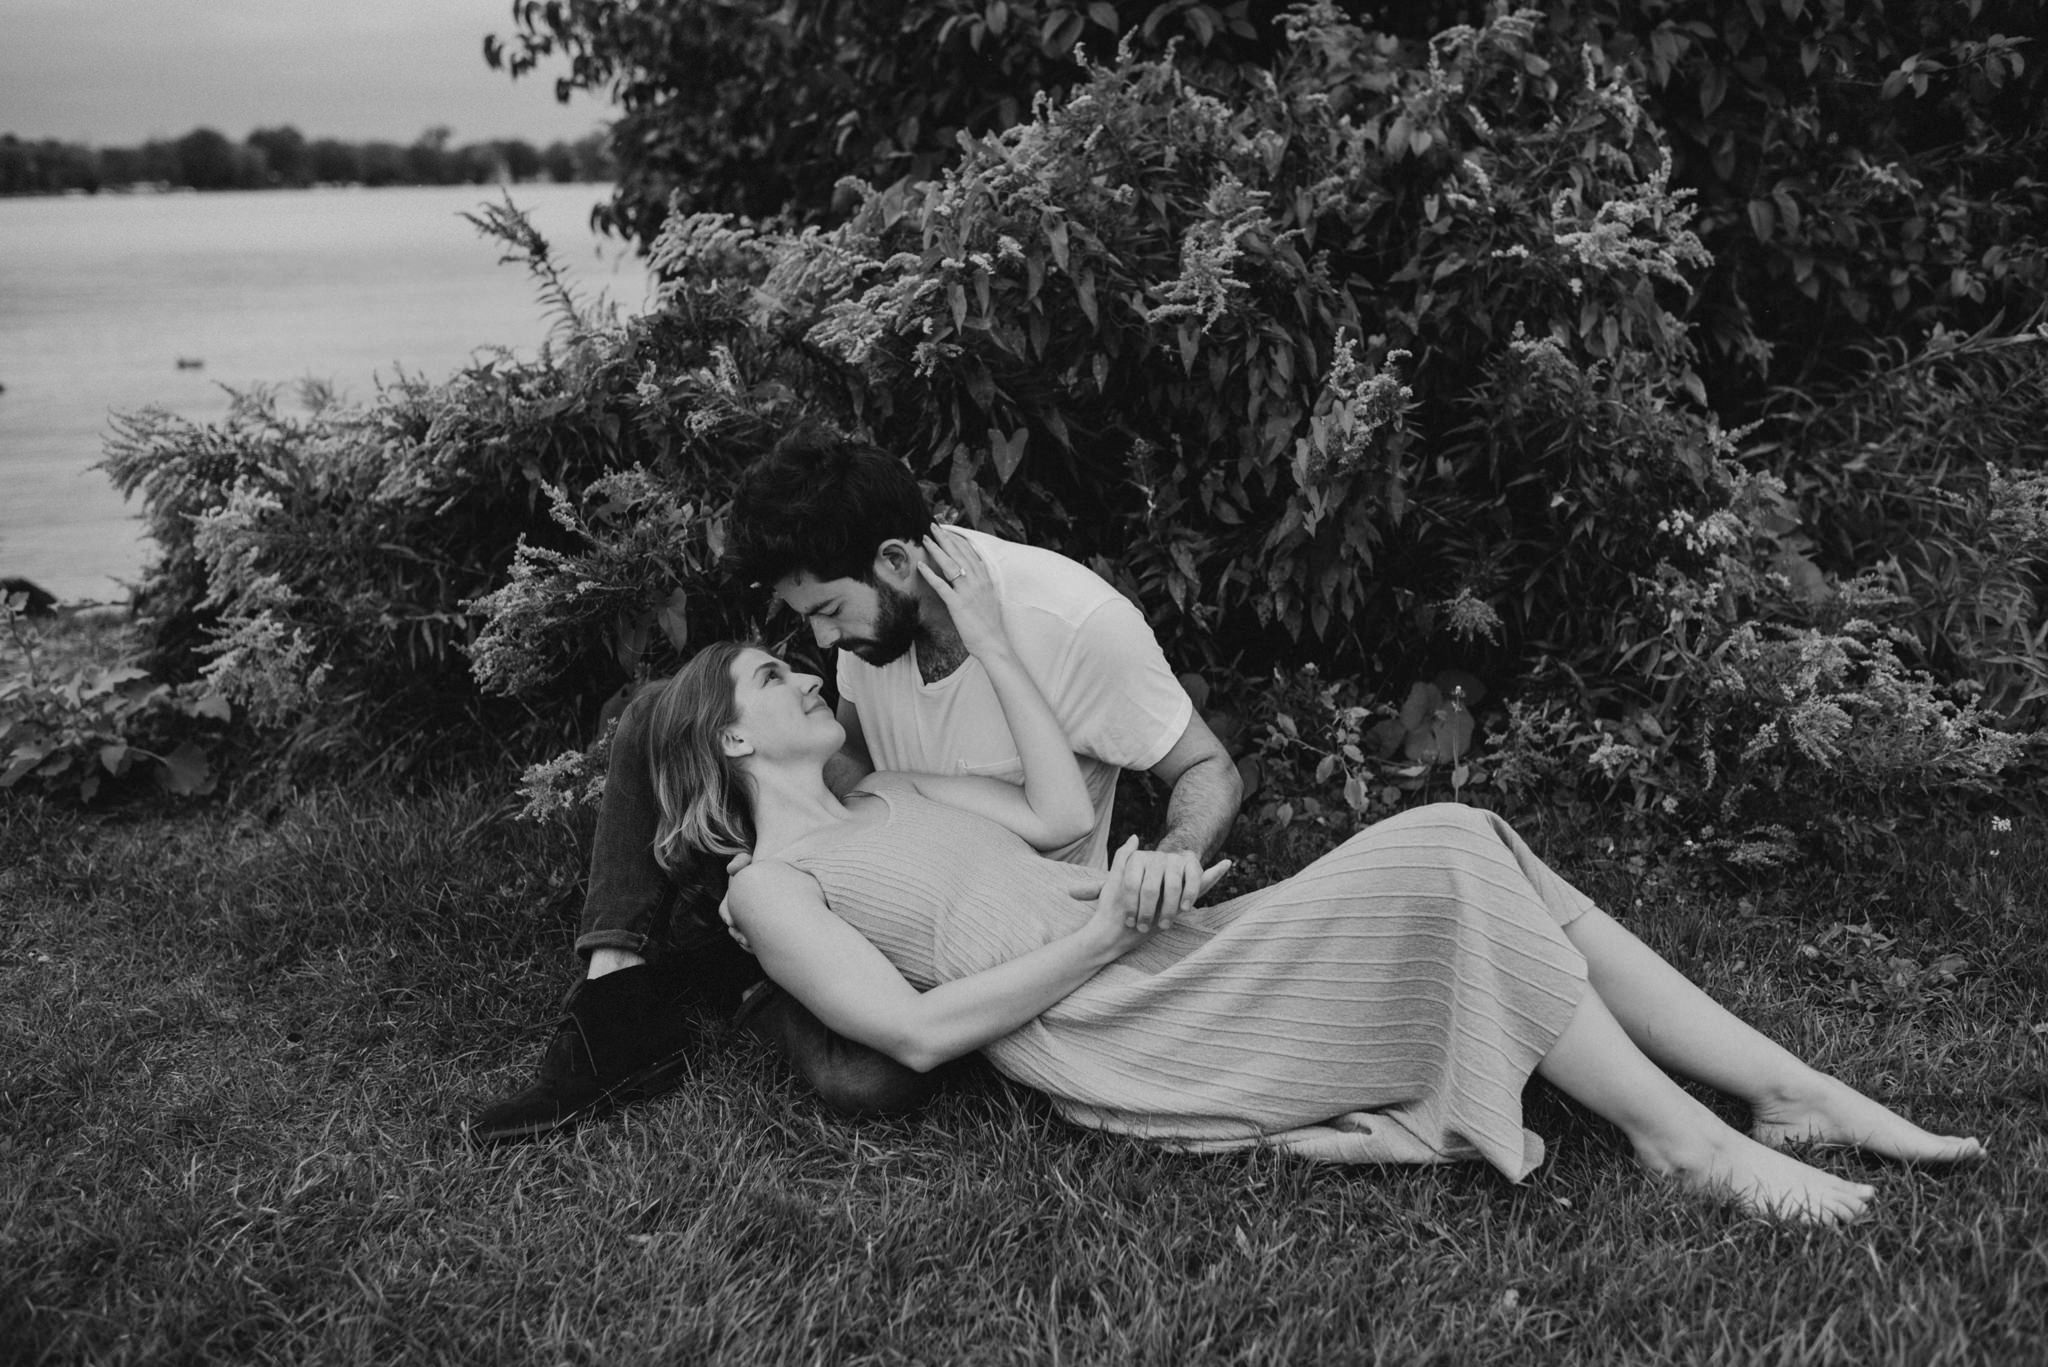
[731,842,1218,1072]
[906,528,1095,850]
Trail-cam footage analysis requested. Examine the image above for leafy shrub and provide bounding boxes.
[1,593,228,802]
[1471,487,2038,868]
[1224,661,1491,832]
[1767,322,2048,722]
[487,0,1271,238]
[497,0,2048,420]
[678,8,1732,685]
[94,204,744,776]
[1565,0,2047,402]
[91,7,2043,862]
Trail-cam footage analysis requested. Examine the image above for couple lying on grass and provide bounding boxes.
[471,434,1981,1225]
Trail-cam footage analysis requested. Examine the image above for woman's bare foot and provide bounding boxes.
[1640,1128,1877,1225]
[1752,1070,1985,1165]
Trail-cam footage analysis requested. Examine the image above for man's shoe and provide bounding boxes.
[465,965,698,1145]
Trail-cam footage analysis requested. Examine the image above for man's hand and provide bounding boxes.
[719,850,756,953]
[1103,845,1230,932]
[1119,847,1204,931]
[1074,839,1230,955]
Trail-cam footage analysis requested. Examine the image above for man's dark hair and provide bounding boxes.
[724,429,932,586]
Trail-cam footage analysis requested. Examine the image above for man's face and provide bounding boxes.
[774,570,921,667]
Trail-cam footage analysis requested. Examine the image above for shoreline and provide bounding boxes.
[0,176,612,202]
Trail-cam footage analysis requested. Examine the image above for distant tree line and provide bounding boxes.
[0,124,614,196]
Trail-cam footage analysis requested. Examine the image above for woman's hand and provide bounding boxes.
[917,526,1008,660]
[1077,837,1231,959]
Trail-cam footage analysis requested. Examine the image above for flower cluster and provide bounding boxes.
[1149,175,1270,329]
[196,577,331,730]
[1548,149,1710,292]
[517,717,616,822]
[1437,588,1503,644]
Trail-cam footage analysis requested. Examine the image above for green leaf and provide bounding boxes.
[1700,66,1728,116]
[614,611,651,671]
[1397,682,1441,733]
[99,743,130,775]
[1433,710,1475,762]
[91,666,153,694]
[1747,198,1775,242]
[656,587,691,653]
[1386,114,1412,158]
[989,427,1029,484]
[157,742,212,797]
[1400,728,1438,764]
[2,746,49,787]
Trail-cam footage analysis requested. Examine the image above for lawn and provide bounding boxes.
[4,762,2045,1366]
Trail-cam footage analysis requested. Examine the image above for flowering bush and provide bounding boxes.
[82,6,2042,861]
[640,7,1736,688]
[488,0,1268,237]
[1770,323,2048,723]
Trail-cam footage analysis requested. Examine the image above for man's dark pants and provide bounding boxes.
[574,684,938,1117]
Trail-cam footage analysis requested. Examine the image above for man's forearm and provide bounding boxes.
[1154,753,1242,861]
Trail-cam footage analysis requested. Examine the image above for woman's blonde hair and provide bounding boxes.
[646,640,758,870]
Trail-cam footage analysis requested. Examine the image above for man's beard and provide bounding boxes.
[842,579,921,666]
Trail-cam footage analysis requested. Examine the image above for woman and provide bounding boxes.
[649,528,1982,1224]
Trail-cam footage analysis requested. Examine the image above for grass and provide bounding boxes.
[2,604,2044,1364]
[4,768,2046,1367]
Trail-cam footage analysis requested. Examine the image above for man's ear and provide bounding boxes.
[871,539,921,590]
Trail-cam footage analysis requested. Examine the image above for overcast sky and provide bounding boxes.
[0,0,610,146]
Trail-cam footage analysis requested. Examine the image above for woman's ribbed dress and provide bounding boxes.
[791,775,1595,1178]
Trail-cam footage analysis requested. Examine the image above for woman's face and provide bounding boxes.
[725,647,843,761]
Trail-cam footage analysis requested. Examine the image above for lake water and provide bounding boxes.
[0,183,650,603]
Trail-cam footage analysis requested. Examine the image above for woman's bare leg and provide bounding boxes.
[1537,986,1876,1224]
[1562,906,1983,1163]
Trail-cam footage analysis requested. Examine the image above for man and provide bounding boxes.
[468,431,1241,1142]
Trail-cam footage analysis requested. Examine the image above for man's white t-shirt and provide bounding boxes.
[836,528,1193,869]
